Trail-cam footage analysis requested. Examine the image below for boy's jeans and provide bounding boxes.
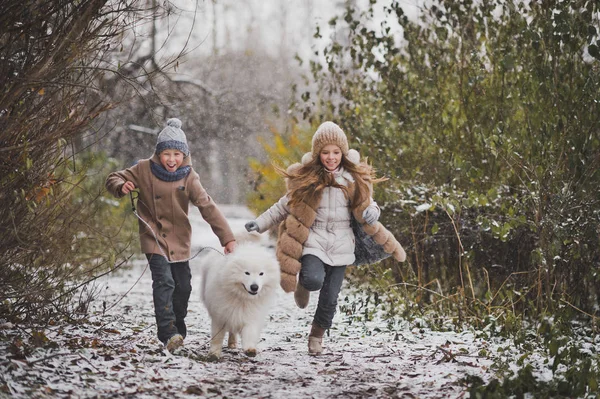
[146,254,192,344]
[298,254,347,329]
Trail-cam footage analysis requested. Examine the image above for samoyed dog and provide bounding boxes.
[200,241,280,359]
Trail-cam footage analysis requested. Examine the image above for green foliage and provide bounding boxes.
[469,317,600,397]
[0,0,177,323]
[0,151,136,322]
[61,152,139,268]
[246,123,314,214]
[302,0,600,318]
[296,1,600,393]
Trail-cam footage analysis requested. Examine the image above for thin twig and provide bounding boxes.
[26,351,73,366]
[76,352,103,373]
[561,299,599,321]
[387,282,446,299]
[445,208,475,299]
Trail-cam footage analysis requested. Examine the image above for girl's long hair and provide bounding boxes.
[276,153,387,210]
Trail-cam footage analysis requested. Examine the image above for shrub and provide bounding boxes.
[299,0,600,318]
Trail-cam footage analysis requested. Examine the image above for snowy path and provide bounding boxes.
[1,206,497,398]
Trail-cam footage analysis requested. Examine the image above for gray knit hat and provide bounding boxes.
[311,121,349,158]
[155,118,189,156]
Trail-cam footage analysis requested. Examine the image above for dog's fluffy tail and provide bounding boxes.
[234,229,264,245]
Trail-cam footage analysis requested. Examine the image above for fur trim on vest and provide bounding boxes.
[276,163,406,293]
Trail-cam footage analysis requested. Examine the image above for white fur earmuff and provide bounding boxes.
[347,149,360,164]
[301,152,313,165]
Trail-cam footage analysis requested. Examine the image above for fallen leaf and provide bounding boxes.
[185,385,204,395]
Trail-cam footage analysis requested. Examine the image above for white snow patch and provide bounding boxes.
[415,203,432,213]
[0,205,554,398]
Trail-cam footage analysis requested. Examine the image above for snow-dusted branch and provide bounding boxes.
[171,76,218,96]
[128,124,160,135]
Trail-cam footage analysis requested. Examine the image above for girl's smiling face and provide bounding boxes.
[319,144,342,171]
[159,149,185,172]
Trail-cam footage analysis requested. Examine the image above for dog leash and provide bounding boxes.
[99,192,224,316]
[129,191,224,263]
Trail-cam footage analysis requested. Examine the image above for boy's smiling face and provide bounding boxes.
[159,149,185,172]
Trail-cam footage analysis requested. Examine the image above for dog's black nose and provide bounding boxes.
[250,284,259,292]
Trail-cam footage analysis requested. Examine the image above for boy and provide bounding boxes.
[105,118,236,351]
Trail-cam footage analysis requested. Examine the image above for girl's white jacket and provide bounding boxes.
[255,167,379,267]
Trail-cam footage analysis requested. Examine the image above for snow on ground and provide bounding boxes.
[1,206,505,398]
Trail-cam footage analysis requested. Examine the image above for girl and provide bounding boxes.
[106,118,236,352]
[245,121,405,355]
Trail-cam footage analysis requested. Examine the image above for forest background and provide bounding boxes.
[1,0,600,396]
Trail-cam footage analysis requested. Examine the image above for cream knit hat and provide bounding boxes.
[311,121,349,158]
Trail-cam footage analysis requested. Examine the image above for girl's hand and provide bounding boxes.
[245,221,259,232]
[121,181,136,195]
[362,207,380,225]
[224,240,237,254]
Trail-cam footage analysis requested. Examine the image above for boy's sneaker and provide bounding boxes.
[165,334,184,352]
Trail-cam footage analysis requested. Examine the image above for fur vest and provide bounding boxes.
[276,162,406,293]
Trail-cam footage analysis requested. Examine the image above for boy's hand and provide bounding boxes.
[121,181,136,195]
[245,221,259,232]
[224,240,236,254]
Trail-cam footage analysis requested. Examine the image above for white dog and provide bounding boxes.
[200,241,280,359]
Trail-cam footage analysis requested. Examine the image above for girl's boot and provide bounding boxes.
[294,282,310,309]
[308,323,325,356]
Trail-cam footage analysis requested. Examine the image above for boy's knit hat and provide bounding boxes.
[155,118,189,156]
[311,121,349,158]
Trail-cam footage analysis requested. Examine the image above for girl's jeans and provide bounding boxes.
[298,254,347,329]
[146,254,192,344]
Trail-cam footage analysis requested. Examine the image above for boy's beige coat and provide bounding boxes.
[105,154,235,261]
[275,163,406,293]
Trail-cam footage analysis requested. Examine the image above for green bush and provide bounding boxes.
[0,0,180,323]
[300,0,600,318]
[0,151,136,322]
